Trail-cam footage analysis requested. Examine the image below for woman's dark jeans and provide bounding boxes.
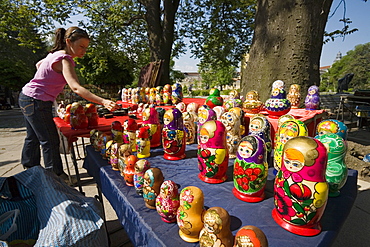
[19,92,64,175]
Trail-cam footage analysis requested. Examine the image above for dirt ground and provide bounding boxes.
[346,141,370,183]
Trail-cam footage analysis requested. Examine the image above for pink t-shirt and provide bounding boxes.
[22,51,75,102]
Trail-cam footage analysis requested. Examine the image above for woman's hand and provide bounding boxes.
[103,99,118,111]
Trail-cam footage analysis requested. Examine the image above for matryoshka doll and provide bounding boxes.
[248,114,272,161]
[183,111,196,145]
[123,118,138,152]
[143,167,164,209]
[274,119,308,172]
[304,85,320,110]
[123,155,138,186]
[156,180,180,223]
[142,107,162,148]
[136,126,151,158]
[177,186,205,242]
[220,111,241,159]
[117,140,132,177]
[315,133,348,197]
[121,88,128,102]
[198,120,229,183]
[171,82,183,104]
[205,88,224,109]
[127,88,132,103]
[287,84,301,108]
[133,159,150,195]
[111,120,124,143]
[272,136,329,236]
[163,84,172,105]
[224,89,242,111]
[233,135,268,202]
[275,114,295,148]
[199,207,233,247]
[229,107,247,137]
[264,80,291,118]
[110,142,121,171]
[149,87,157,105]
[139,87,146,103]
[176,102,187,113]
[233,225,268,247]
[242,90,264,115]
[197,105,217,143]
[315,119,348,140]
[144,87,150,103]
[162,108,186,160]
[213,106,226,120]
[155,85,164,105]
[186,102,200,115]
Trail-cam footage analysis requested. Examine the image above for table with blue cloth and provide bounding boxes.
[83,144,358,247]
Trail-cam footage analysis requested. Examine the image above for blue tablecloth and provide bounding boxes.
[83,144,358,247]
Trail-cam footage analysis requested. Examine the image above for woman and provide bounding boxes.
[19,27,117,184]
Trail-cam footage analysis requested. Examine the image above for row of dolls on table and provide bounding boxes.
[90,97,349,243]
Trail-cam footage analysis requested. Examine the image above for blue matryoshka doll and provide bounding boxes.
[315,119,348,140]
[162,108,186,160]
[171,83,183,104]
[198,120,229,184]
[248,114,272,164]
[304,85,320,110]
[233,135,268,202]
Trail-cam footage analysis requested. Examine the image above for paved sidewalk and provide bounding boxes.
[1,108,369,246]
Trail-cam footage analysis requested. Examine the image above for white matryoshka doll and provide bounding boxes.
[287,84,301,108]
[133,159,150,195]
[315,119,348,140]
[233,225,268,247]
[198,120,228,184]
[229,107,247,137]
[177,186,205,243]
[248,114,272,161]
[143,167,164,209]
[197,105,217,144]
[127,88,132,103]
[233,135,268,202]
[183,111,196,145]
[199,207,233,247]
[176,102,187,113]
[213,106,226,120]
[156,180,180,223]
[315,133,348,197]
[186,102,200,130]
[272,136,329,236]
[142,107,162,148]
[220,111,241,159]
[136,126,151,158]
[274,119,308,173]
[162,108,186,160]
[304,85,320,110]
[121,88,128,102]
[224,89,242,111]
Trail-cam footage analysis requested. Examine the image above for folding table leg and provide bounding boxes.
[70,145,84,194]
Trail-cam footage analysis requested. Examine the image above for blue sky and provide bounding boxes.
[174,0,370,72]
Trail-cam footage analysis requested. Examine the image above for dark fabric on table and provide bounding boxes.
[83,144,357,247]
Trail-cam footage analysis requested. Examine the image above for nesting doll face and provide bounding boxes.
[163,111,173,126]
[142,108,150,121]
[278,120,307,144]
[198,105,216,124]
[308,85,319,95]
[236,135,264,163]
[289,84,300,94]
[164,108,183,129]
[199,120,226,148]
[202,209,223,234]
[249,117,263,132]
[246,90,259,101]
[176,102,187,113]
[316,119,348,140]
[220,111,238,131]
[237,139,254,159]
[187,102,199,113]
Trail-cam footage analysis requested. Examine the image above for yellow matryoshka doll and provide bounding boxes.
[272,136,329,236]
[274,119,308,173]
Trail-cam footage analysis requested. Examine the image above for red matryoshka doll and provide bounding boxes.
[162,108,186,160]
[156,180,180,223]
[117,140,132,177]
[220,111,241,159]
[84,103,99,128]
[142,107,162,148]
[233,135,268,202]
[272,136,329,236]
[248,115,272,160]
[124,155,138,186]
[111,120,124,143]
[136,126,151,158]
[304,85,320,110]
[233,225,268,247]
[315,119,348,140]
[213,106,226,120]
[155,86,164,105]
[177,186,205,242]
[264,80,291,118]
[198,120,228,183]
[143,167,164,209]
[205,88,224,109]
[315,133,348,197]
[172,82,183,104]
[287,84,301,108]
[123,118,138,152]
[242,90,264,115]
[183,111,196,145]
[163,84,172,105]
[274,119,308,172]
[197,105,217,143]
[224,89,242,111]
[199,207,233,247]
[133,159,150,195]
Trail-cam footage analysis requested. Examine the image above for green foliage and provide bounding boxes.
[192,89,209,96]
[323,42,370,91]
[199,63,237,90]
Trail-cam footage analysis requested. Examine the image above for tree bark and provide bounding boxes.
[241,0,333,102]
[143,0,180,86]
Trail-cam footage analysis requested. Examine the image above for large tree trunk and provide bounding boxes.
[241,0,333,103]
[144,0,179,86]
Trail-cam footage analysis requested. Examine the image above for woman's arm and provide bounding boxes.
[62,58,117,111]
